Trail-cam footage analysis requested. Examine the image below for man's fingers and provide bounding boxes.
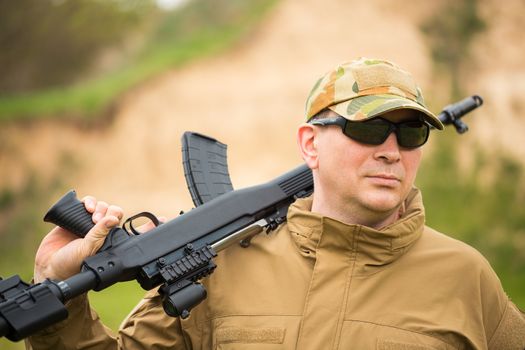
[80,196,123,223]
[135,221,156,233]
[93,201,109,223]
[107,205,124,221]
[81,215,119,255]
[82,195,97,213]
[135,216,166,234]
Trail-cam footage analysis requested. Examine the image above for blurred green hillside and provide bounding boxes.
[0,0,524,349]
[0,0,276,121]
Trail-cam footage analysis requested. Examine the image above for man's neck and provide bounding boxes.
[310,194,401,230]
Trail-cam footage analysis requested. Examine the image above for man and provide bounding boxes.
[27,58,525,349]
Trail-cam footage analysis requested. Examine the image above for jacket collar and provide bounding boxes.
[287,188,425,274]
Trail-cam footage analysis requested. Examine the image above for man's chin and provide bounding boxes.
[361,192,403,214]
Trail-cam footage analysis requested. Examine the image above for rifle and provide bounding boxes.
[0,95,483,341]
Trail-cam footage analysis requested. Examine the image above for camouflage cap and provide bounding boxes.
[305,58,443,130]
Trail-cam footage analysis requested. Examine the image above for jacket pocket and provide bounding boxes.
[211,315,299,350]
[338,321,457,349]
[216,327,285,348]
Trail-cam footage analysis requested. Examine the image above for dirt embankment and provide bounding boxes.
[1,0,524,218]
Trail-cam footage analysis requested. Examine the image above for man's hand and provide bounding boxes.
[33,196,123,283]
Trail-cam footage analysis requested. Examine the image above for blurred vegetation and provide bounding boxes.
[420,0,525,307]
[420,0,486,99]
[0,0,150,94]
[0,0,277,122]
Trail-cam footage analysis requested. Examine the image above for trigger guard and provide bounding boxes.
[123,212,161,235]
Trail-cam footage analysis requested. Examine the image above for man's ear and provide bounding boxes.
[297,123,319,169]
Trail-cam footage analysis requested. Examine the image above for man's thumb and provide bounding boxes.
[81,215,119,256]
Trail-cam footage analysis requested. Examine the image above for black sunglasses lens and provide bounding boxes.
[397,121,429,148]
[343,119,390,145]
[342,119,429,148]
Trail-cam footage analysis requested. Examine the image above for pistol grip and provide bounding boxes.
[44,190,94,237]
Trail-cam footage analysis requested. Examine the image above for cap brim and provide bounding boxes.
[328,94,444,130]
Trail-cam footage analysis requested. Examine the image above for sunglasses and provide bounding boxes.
[309,116,430,148]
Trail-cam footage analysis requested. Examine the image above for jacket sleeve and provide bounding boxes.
[25,289,188,350]
[463,247,525,349]
[25,294,117,350]
[488,300,525,350]
[118,288,189,349]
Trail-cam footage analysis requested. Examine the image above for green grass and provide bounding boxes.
[0,335,25,349]
[0,0,278,123]
[89,282,147,331]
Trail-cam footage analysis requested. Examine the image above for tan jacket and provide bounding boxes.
[27,189,525,349]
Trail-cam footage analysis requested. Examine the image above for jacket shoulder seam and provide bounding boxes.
[487,298,510,345]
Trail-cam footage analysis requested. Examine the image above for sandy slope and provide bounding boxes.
[1,0,524,218]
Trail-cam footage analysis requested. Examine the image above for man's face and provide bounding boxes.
[310,109,423,222]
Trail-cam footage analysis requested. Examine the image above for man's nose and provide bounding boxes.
[374,133,401,162]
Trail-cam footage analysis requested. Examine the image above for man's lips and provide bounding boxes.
[366,173,402,186]
[367,173,401,181]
